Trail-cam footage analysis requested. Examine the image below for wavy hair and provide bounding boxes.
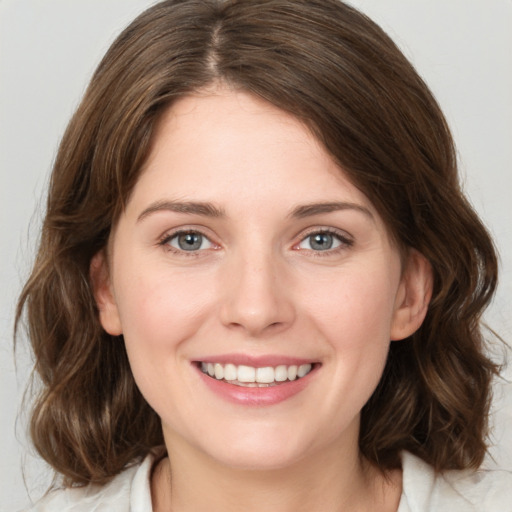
[16,0,499,485]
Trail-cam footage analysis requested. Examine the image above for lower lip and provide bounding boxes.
[195,365,317,406]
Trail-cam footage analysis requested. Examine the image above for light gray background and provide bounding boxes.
[1,1,511,510]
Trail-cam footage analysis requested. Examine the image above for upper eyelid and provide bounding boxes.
[157,225,353,249]
[159,226,215,242]
[295,226,353,243]
[159,229,219,256]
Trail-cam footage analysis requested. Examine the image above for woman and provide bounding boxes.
[17,0,511,510]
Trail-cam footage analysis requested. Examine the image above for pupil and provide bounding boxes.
[310,233,333,251]
[178,233,202,251]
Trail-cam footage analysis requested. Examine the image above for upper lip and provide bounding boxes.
[194,353,318,367]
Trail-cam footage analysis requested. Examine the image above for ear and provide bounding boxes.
[390,249,433,341]
[90,251,123,336]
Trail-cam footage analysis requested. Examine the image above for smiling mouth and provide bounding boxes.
[198,362,315,387]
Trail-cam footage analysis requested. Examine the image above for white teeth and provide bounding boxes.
[237,365,256,383]
[224,363,237,381]
[256,366,275,384]
[275,365,288,382]
[214,363,224,380]
[200,362,314,384]
[287,365,298,381]
[298,364,312,378]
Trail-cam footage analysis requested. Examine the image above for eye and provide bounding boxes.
[166,231,214,252]
[296,230,351,252]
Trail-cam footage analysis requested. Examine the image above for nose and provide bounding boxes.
[219,249,296,337]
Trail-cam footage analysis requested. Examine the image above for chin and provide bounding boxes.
[196,425,317,472]
[209,446,306,472]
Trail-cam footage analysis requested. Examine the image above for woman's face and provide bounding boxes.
[95,88,430,470]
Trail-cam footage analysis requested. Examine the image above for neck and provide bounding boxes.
[151,428,401,512]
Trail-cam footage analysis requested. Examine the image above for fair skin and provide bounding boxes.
[92,87,432,512]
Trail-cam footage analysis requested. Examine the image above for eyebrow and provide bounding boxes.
[289,201,374,220]
[137,199,373,223]
[137,200,226,222]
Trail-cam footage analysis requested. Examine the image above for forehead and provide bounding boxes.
[132,88,376,216]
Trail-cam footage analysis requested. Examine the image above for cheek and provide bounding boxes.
[305,265,399,344]
[112,264,220,421]
[303,265,399,396]
[112,261,217,369]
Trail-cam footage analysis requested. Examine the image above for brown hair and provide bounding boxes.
[16,0,499,485]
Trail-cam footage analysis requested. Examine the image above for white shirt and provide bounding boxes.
[22,451,512,511]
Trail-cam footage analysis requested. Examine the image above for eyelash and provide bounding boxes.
[158,227,353,256]
[158,229,217,257]
[294,228,353,256]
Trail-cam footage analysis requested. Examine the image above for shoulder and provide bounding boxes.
[400,451,512,512]
[20,454,155,512]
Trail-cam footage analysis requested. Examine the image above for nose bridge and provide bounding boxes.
[219,242,294,335]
